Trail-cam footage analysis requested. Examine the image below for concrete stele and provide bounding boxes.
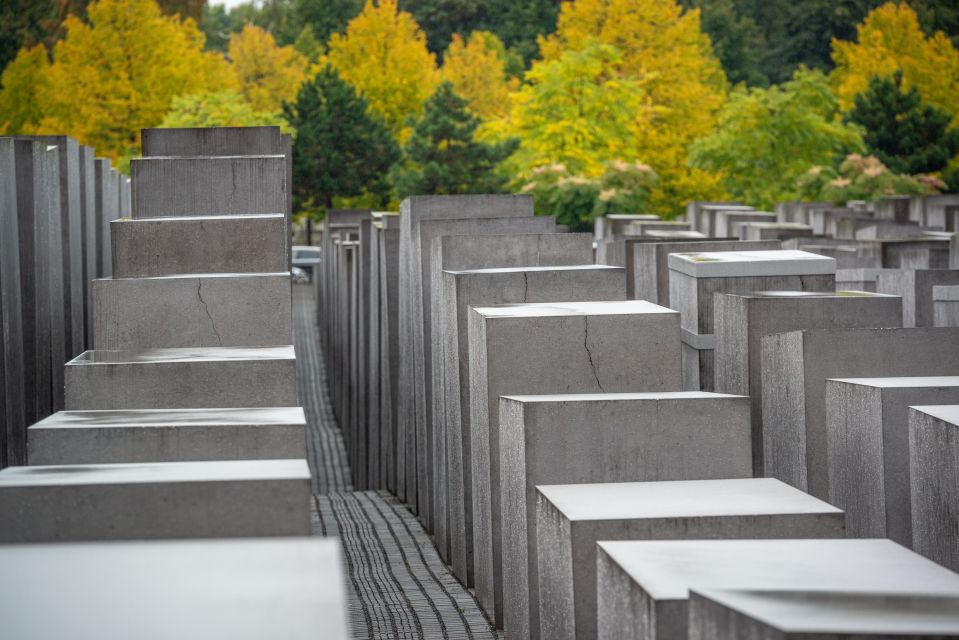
[909,404,959,572]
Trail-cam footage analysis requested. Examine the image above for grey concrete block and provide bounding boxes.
[0,139,25,468]
[442,265,624,585]
[141,126,284,157]
[28,407,307,465]
[808,207,870,236]
[0,459,311,542]
[761,327,959,499]
[131,156,286,218]
[79,145,96,348]
[687,588,959,638]
[379,226,400,494]
[740,222,812,241]
[112,214,288,277]
[597,538,959,640]
[624,220,691,235]
[469,300,681,625]
[95,158,117,278]
[715,210,776,238]
[934,285,959,326]
[628,239,780,305]
[713,291,902,475]
[65,345,297,410]
[594,213,659,240]
[500,392,752,640]
[0,537,350,640]
[93,273,292,350]
[834,267,898,292]
[642,229,706,239]
[877,269,959,327]
[825,377,959,544]
[367,219,382,490]
[536,478,844,640]
[668,250,836,391]
[909,404,959,572]
[880,237,951,269]
[877,195,912,222]
[793,241,883,269]
[686,204,752,237]
[396,194,534,525]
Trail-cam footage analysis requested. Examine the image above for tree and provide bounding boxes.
[538,0,729,215]
[477,0,562,64]
[689,68,864,210]
[440,31,517,120]
[398,0,479,56]
[846,71,959,175]
[37,0,234,165]
[831,2,959,117]
[160,90,293,131]
[682,0,768,86]
[325,0,437,138]
[796,153,941,203]
[0,44,51,133]
[228,23,308,113]
[292,0,362,45]
[391,81,517,197]
[283,64,399,211]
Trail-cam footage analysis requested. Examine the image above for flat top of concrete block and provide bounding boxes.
[933,285,959,300]
[502,391,742,403]
[31,407,306,428]
[95,272,289,283]
[700,205,755,211]
[0,537,348,640]
[667,250,836,277]
[446,265,620,276]
[728,290,896,299]
[643,230,707,238]
[67,345,296,365]
[690,588,959,634]
[0,459,311,487]
[599,539,959,600]
[471,300,674,319]
[829,376,959,388]
[537,478,841,522]
[740,222,812,229]
[911,405,959,426]
[606,214,659,220]
[402,194,533,219]
[133,154,286,162]
[114,213,285,224]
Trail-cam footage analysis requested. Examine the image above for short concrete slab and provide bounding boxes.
[934,285,959,326]
[909,404,959,572]
[877,268,959,327]
[0,458,311,542]
[536,478,844,640]
[597,538,959,640]
[28,407,307,464]
[0,537,350,640]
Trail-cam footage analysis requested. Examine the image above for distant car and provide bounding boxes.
[292,246,321,281]
[291,266,310,284]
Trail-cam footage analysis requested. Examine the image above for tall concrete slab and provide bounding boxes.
[78,145,96,348]
[0,139,25,468]
[761,327,959,499]
[94,158,116,278]
[909,405,959,572]
[468,300,681,625]
[379,222,400,494]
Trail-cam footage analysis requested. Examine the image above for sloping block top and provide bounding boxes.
[67,345,295,365]
[911,404,959,426]
[471,300,675,319]
[30,407,306,428]
[668,250,837,277]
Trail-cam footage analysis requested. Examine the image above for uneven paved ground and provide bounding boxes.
[294,285,499,640]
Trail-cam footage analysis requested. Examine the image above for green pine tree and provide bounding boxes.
[391,80,517,198]
[846,70,959,175]
[283,64,399,212]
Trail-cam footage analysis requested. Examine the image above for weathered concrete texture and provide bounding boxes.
[825,377,959,544]
[790,240,882,269]
[628,239,780,305]
[500,392,752,640]
[597,538,959,640]
[93,273,292,350]
[0,538,350,640]
[78,145,96,348]
[684,203,751,237]
[877,268,959,327]
[442,264,625,584]
[668,250,836,391]
[0,459,311,542]
[396,194,534,528]
[131,155,287,218]
[688,588,959,638]
[739,222,812,241]
[65,346,297,410]
[624,220,692,235]
[0,139,25,468]
[880,237,951,269]
[808,207,870,237]
[761,327,959,500]
[536,478,844,640]
[36,136,85,358]
[95,158,117,279]
[468,300,681,626]
[714,210,776,238]
[934,285,959,326]
[112,214,288,277]
[141,126,284,156]
[379,224,400,494]
[594,213,659,240]
[28,407,307,465]
[366,217,382,492]
[834,267,898,292]
[909,405,959,572]
[713,291,902,475]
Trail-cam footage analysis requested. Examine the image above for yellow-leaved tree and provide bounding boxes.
[228,23,309,114]
[0,44,51,134]
[325,0,437,139]
[440,31,518,121]
[831,2,959,119]
[38,0,235,167]
[536,0,729,214]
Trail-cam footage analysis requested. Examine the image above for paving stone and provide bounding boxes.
[909,404,959,572]
[500,392,751,640]
[536,478,844,640]
[468,300,680,625]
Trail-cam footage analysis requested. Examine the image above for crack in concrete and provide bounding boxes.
[583,316,606,392]
[522,271,529,302]
[196,278,223,345]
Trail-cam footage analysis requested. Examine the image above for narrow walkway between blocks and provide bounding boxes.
[293,285,499,640]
